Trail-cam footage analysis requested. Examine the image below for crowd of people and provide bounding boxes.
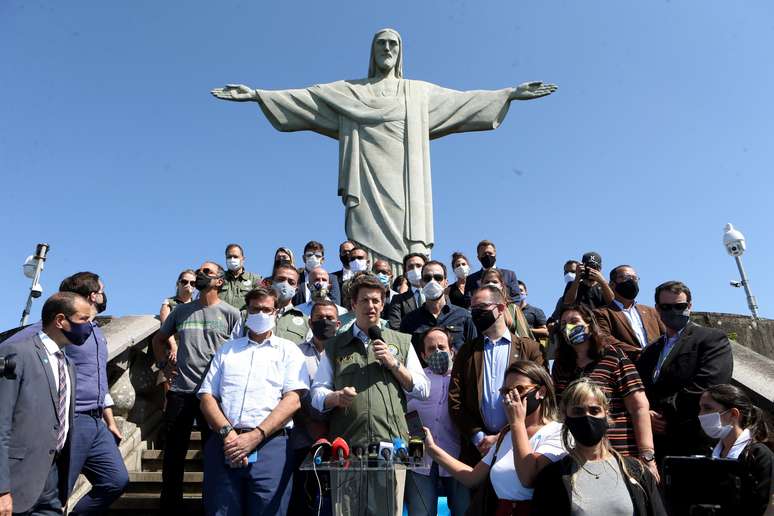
[0,238,771,516]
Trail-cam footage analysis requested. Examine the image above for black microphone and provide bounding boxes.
[367,443,380,467]
[367,325,383,342]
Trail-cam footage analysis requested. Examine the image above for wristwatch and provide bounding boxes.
[640,450,656,463]
[389,359,401,372]
[218,424,234,441]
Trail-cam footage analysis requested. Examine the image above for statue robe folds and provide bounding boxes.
[255,79,512,263]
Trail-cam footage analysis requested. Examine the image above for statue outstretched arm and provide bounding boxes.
[509,81,557,101]
[211,84,258,102]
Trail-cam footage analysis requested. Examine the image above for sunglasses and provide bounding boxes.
[498,383,538,397]
[422,273,444,282]
[198,267,222,277]
[179,279,195,287]
[658,302,689,312]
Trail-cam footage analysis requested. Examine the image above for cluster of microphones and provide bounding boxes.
[309,436,425,468]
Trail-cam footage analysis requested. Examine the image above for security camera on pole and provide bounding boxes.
[722,224,759,320]
[20,243,50,326]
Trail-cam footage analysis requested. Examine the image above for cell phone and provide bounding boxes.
[405,410,426,440]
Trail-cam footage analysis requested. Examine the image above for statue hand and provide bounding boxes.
[511,81,557,100]
[210,84,256,102]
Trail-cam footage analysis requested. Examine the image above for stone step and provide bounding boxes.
[124,471,202,495]
[108,493,203,515]
[141,449,203,472]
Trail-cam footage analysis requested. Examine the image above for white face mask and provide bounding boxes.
[699,410,733,439]
[422,280,444,301]
[453,264,470,280]
[226,257,241,271]
[246,312,275,335]
[349,258,368,273]
[272,281,296,303]
[305,255,322,272]
[564,272,576,284]
[406,267,423,287]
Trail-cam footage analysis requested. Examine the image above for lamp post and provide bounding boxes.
[20,243,50,326]
[722,224,759,320]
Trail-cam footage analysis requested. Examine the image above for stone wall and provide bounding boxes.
[692,311,774,359]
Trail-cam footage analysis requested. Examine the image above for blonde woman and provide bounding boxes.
[425,361,566,516]
[531,378,665,516]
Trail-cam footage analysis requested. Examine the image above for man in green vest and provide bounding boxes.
[218,243,262,310]
[311,273,430,515]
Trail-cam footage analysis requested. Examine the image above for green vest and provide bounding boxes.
[218,270,262,310]
[275,308,309,344]
[325,326,411,446]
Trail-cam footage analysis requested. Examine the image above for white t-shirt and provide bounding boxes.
[482,420,566,501]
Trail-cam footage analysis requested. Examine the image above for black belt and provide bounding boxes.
[77,408,104,418]
[234,427,289,439]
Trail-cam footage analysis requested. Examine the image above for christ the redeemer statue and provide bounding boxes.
[212,28,556,268]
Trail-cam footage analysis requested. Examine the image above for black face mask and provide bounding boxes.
[95,292,107,314]
[565,415,609,447]
[311,319,338,340]
[194,271,213,291]
[479,254,496,269]
[660,310,690,331]
[524,389,541,416]
[340,254,350,267]
[614,279,639,300]
[62,318,94,346]
[471,307,497,334]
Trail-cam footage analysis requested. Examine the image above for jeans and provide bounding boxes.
[405,462,470,516]
[160,391,212,511]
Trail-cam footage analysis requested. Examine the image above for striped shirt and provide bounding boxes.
[553,344,644,456]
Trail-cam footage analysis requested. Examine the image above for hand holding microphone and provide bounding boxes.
[369,326,398,369]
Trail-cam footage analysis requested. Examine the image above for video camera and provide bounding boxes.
[0,356,16,379]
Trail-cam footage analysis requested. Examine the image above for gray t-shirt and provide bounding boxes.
[571,456,634,516]
[160,300,242,393]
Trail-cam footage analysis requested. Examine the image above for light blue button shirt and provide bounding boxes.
[478,332,512,441]
[653,327,686,381]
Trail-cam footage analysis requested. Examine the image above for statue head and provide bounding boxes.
[368,28,403,79]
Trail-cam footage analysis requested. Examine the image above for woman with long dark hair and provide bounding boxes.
[447,251,472,309]
[699,384,773,515]
[531,378,665,515]
[552,304,657,480]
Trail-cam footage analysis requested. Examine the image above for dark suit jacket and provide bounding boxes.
[637,322,733,457]
[329,270,346,306]
[386,289,420,330]
[594,302,664,362]
[463,267,519,300]
[291,270,342,306]
[0,333,76,512]
[448,331,544,465]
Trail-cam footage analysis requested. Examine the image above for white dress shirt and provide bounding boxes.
[613,299,647,347]
[198,334,309,429]
[40,331,71,441]
[310,324,430,412]
[712,428,752,459]
[295,299,348,317]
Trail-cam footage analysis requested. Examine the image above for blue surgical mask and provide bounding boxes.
[376,273,391,288]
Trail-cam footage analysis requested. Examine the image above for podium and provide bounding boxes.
[300,455,432,516]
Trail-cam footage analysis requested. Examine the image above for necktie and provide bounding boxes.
[415,288,425,306]
[55,351,67,452]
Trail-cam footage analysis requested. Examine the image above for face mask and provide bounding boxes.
[272,281,296,303]
[518,294,527,305]
[699,410,733,439]
[195,271,214,291]
[614,279,639,300]
[406,267,423,287]
[453,265,470,280]
[422,281,444,301]
[480,255,496,269]
[340,253,350,268]
[471,307,498,334]
[564,272,576,284]
[95,292,107,314]
[226,257,241,272]
[305,255,322,272]
[311,319,338,340]
[660,310,690,331]
[349,258,367,273]
[565,415,609,447]
[426,350,452,375]
[376,272,391,288]
[564,323,589,345]
[309,281,329,301]
[246,312,275,334]
[523,389,541,416]
[62,318,94,346]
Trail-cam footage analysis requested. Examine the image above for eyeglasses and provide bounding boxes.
[198,267,222,277]
[616,274,639,282]
[179,280,195,286]
[658,302,689,312]
[422,273,444,282]
[499,383,538,397]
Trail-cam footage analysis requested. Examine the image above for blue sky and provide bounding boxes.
[1,1,771,330]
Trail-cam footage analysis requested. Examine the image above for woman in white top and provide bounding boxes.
[424,360,566,516]
[699,384,773,515]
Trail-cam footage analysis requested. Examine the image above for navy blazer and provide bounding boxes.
[292,269,342,306]
[463,267,520,300]
[0,332,76,513]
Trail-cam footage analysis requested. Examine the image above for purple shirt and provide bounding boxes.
[407,367,460,477]
[2,320,110,412]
